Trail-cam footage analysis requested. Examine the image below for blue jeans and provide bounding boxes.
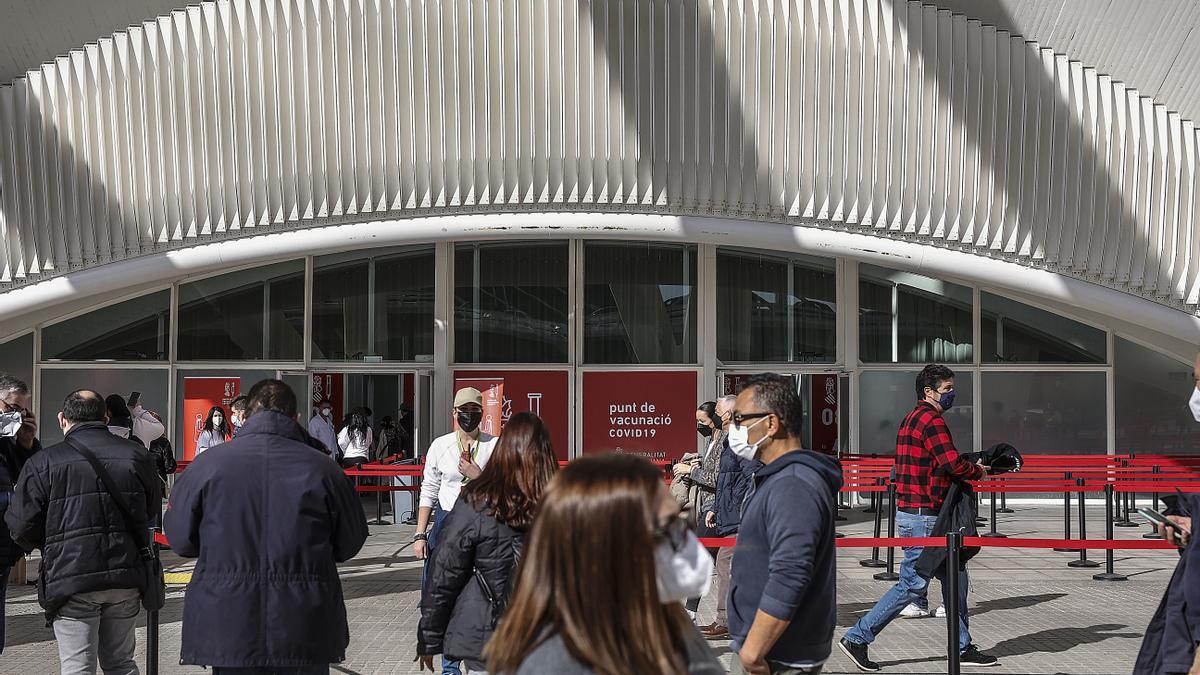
[422,506,462,675]
[845,510,971,654]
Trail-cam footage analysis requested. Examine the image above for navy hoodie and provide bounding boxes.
[728,449,842,665]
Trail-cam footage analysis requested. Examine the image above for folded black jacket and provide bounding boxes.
[915,444,1022,580]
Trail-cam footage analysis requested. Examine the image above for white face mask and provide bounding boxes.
[654,531,713,604]
[212,415,224,426]
[1190,387,1200,423]
[321,407,332,417]
[728,416,767,461]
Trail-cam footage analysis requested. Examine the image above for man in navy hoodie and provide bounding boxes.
[727,373,842,675]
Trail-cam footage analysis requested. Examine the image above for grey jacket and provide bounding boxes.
[689,431,725,514]
[510,627,723,675]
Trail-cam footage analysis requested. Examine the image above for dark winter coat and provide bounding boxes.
[729,450,842,666]
[148,437,177,480]
[0,434,39,566]
[1134,493,1200,675]
[712,442,759,537]
[5,422,159,619]
[418,496,523,669]
[164,411,368,668]
[915,444,1023,579]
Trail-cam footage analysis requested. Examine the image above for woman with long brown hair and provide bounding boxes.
[417,412,559,674]
[485,453,722,675]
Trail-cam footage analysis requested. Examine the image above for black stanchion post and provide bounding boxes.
[997,490,1013,514]
[1068,478,1099,568]
[1145,466,1164,539]
[874,482,900,581]
[146,527,160,675]
[1054,472,1076,552]
[860,478,887,568]
[982,489,1006,538]
[864,479,878,514]
[946,530,962,675]
[1094,483,1128,582]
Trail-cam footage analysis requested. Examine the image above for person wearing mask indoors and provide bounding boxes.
[485,453,722,675]
[416,413,559,674]
[229,396,248,437]
[338,407,374,468]
[105,394,165,449]
[376,415,408,461]
[308,399,338,459]
[413,387,498,675]
[195,407,232,456]
[0,375,38,655]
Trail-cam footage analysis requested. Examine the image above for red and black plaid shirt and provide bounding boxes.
[895,402,984,510]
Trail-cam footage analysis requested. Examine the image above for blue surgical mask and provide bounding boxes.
[938,390,956,411]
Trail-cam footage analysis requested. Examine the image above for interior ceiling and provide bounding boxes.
[2,0,1199,122]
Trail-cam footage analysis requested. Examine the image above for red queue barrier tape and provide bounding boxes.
[154,532,169,546]
[698,536,1179,550]
[354,485,419,493]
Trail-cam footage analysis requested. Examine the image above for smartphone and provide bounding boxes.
[1138,507,1190,536]
[127,391,142,409]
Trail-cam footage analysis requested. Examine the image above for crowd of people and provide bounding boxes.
[0,361,1194,673]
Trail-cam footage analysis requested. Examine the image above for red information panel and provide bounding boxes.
[809,373,839,455]
[182,377,241,460]
[454,371,570,460]
[582,371,698,461]
[311,373,345,425]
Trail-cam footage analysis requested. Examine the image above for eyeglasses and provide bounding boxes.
[730,411,771,426]
[655,508,693,553]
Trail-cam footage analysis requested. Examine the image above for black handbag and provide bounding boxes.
[64,436,166,612]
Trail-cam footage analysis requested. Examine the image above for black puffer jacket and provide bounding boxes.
[5,422,159,619]
[418,496,523,667]
[0,434,40,566]
[164,411,368,668]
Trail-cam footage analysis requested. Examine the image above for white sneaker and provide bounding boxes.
[899,603,929,618]
[935,606,946,618]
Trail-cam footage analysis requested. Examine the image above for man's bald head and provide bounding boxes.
[62,390,106,424]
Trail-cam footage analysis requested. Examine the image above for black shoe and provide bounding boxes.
[960,644,999,667]
[839,638,881,672]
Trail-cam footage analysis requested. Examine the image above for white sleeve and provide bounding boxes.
[196,431,209,453]
[337,427,351,451]
[131,411,165,448]
[419,443,443,510]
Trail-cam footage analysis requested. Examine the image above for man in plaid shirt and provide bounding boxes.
[840,365,999,671]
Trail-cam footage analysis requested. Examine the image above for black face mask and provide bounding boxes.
[457,410,483,433]
[697,424,713,438]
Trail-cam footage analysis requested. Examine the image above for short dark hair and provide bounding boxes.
[916,364,956,398]
[63,390,107,423]
[230,395,248,413]
[245,380,297,418]
[739,373,803,438]
[104,393,131,420]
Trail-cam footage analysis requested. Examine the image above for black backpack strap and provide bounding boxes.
[63,434,153,560]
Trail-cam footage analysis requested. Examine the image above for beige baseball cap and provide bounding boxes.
[453,387,483,408]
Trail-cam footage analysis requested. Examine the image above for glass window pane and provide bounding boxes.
[981,292,1106,363]
[0,334,33,389]
[178,261,305,361]
[39,369,169,446]
[584,243,697,364]
[313,247,435,361]
[981,371,1106,454]
[716,251,836,363]
[173,369,278,452]
[1115,338,1200,454]
[859,265,972,364]
[858,370,974,454]
[454,242,569,363]
[42,291,169,361]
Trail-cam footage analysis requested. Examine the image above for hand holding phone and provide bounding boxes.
[1139,507,1191,547]
[128,391,142,409]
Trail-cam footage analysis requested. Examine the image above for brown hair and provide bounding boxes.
[462,412,558,529]
[484,453,691,675]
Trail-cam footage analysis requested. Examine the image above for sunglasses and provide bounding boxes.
[730,411,772,426]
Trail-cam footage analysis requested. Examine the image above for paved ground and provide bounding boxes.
[0,499,1177,674]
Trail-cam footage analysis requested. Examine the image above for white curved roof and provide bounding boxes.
[1,0,1199,324]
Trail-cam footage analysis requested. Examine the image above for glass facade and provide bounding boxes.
[9,237,1168,460]
[860,264,973,364]
[178,260,305,360]
[454,242,569,363]
[716,250,836,363]
[313,247,435,361]
[584,243,697,364]
[42,291,170,361]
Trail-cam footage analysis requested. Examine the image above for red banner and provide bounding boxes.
[810,373,839,454]
[311,373,345,425]
[182,377,241,460]
[454,371,570,459]
[582,371,698,461]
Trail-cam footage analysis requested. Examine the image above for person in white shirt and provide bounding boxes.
[337,407,374,468]
[412,387,497,563]
[308,399,338,459]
